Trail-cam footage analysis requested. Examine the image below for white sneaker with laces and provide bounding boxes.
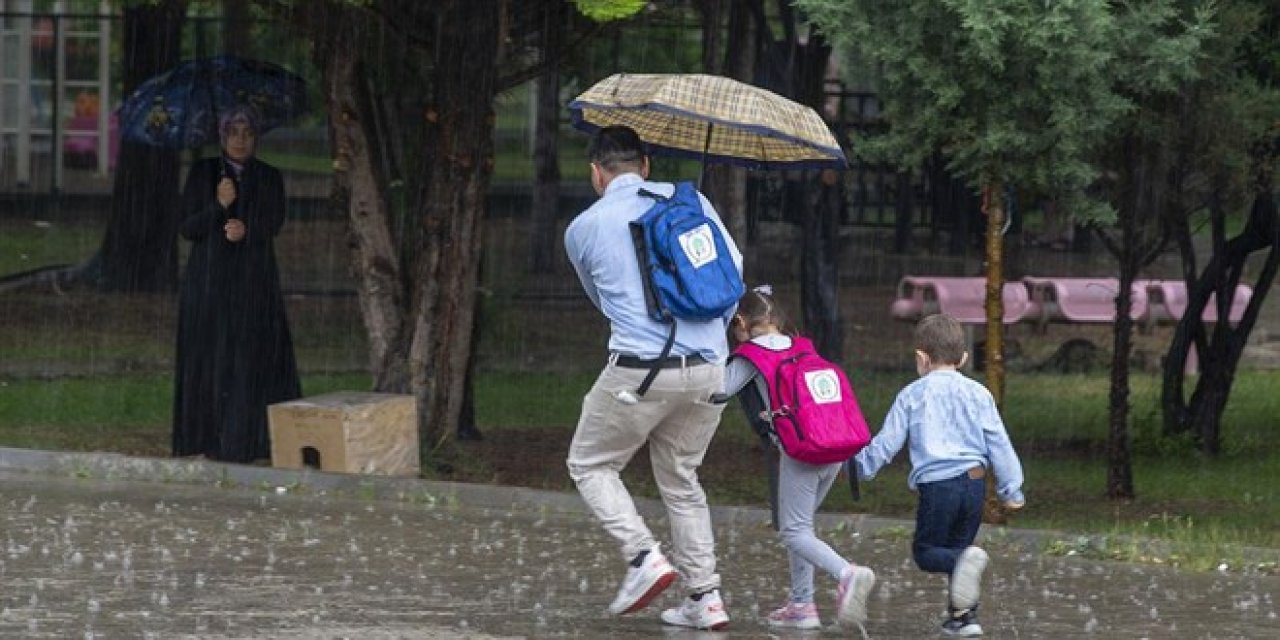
[660,589,730,630]
[607,546,677,615]
[949,546,989,612]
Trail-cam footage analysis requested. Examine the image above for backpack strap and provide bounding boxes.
[630,184,677,326]
[633,322,677,398]
[768,351,810,421]
[631,185,676,399]
[628,219,667,324]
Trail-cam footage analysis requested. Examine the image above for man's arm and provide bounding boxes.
[563,219,602,310]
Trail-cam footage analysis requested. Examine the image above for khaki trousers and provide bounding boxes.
[567,359,726,595]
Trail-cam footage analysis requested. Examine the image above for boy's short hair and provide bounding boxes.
[588,125,647,174]
[915,313,966,365]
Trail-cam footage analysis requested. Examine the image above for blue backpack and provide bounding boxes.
[621,182,743,400]
[630,182,744,323]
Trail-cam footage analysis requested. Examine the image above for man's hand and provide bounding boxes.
[1002,499,1025,512]
[224,218,246,243]
[217,177,237,209]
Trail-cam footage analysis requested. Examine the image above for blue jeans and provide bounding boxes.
[912,470,985,574]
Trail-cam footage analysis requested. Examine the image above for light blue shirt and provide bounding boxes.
[564,173,743,363]
[852,370,1025,503]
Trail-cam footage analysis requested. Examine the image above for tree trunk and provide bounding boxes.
[96,1,186,292]
[1107,260,1137,499]
[1162,190,1278,453]
[783,25,838,352]
[527,4,563,274]
[315,8,411,393]
[410,1,500,451]
[221,0,252,56]
[978,182,1010,523]
[801,171,844,360]
[981,182,1006,405]
[1161,211,1204,436]
[1100,134,1171,499]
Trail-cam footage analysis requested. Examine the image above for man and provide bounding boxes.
[564,125,743,630]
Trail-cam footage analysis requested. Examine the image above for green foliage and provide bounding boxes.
[570,0,648,22]
[794,0,1212,222]
[2,367,1279,550]
[0,219,100,275]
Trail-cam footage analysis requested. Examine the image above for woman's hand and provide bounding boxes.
[217,177,238,209]
[224,218,246,242]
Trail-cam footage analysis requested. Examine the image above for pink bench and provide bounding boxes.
[1140,280,1253,327]
[1022,277,1148,329]
[890,276,1031,325]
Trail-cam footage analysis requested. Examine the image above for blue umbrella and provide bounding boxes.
[118,54,308,149]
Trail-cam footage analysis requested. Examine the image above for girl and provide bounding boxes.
[723,285,876,631]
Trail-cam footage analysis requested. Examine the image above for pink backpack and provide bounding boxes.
[734,336,871,464]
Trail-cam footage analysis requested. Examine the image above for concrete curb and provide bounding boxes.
[8,445,1273,571]
[0,445,1027,546]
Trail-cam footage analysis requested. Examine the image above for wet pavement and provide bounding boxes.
[1,449,1278,639]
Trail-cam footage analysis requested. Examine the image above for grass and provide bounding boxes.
[255,150,335,175]
[0,218,101,275]
[1,287,1279,571]
[0,372,369,456]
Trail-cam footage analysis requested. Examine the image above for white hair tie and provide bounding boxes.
[753,284,773,296]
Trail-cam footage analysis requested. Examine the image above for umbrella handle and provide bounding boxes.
[697,123,713,190]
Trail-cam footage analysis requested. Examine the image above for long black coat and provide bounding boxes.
[172,156,301,462]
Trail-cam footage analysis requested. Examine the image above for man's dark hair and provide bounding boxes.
[588,125,647,173]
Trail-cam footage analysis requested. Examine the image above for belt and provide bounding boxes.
[614,354,709,369]
[967,466,986,480]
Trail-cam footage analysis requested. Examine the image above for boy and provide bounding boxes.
[850,313,1025,637]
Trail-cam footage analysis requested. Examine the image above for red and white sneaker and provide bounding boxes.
[660,589,730,630]
[607,546,677,615]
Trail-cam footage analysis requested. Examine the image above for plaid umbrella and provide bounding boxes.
[568,73,846,170]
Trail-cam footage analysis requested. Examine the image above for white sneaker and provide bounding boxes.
[949,546,989,611]
[660,589,730,630]
[607,546,677,615]
[836,565,876,627]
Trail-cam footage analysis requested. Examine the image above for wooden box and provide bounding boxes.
[268,391,419,477]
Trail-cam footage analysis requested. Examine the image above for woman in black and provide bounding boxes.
[172,106,301,462]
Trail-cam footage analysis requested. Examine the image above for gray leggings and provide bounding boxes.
[777,452,852,604]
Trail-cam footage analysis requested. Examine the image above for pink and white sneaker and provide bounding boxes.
[766,601,821,630]
[836,565,876,627]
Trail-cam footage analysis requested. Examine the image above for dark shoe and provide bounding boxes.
[941,607,983,637]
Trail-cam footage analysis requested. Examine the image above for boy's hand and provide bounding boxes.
[1002,499,1025,512]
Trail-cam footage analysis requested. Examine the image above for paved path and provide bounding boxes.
[1,448,1277,639]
